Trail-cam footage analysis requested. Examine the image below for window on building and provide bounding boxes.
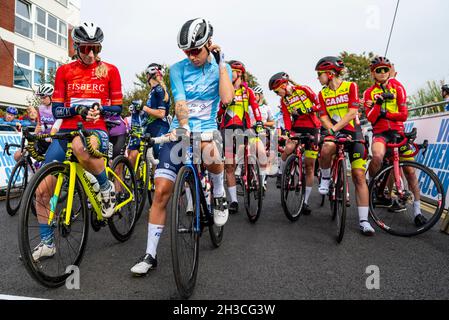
[35,6,68,49]
[14,48,62,88]
[15,0,33,38]
[55,0,68,7]
[14,48,32,88]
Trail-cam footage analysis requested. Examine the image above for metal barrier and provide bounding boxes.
[408,100,449,118]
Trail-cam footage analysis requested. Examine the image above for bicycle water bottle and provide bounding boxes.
[202,174,212,212]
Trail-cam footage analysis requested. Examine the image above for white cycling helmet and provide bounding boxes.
[145,63,164,78]
[253,86,264,95]
[37,83,54,96]
[72,22,104,44]
[177,18,213,50]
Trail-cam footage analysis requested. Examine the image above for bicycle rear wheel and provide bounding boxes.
[108,156,138,242]
[6,158,29,216]
[18,162,89,288]
[243,156,263,223]
[369,161,445,237]
[170,166,199,299]
[281,154,305,222]
[333,160,347,243]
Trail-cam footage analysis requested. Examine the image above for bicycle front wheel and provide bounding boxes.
[281,154,305,222]
[18,162,89,288]
[369,161,445,237]
[170,166,200,299]
[135,156,150,221]
[108,155,138,242]
[6,158,28,216]
[332,159,347,243]
[243,156,263,223]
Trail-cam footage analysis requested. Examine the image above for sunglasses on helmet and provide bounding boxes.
[78,44,102,55]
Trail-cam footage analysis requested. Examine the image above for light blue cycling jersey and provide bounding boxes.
[169,57,232,133]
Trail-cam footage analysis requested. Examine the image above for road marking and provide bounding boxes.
[0,294,48,300]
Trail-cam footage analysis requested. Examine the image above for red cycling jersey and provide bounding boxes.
[53,60,123,131]
[363,78,407,135]
[281,85,321,131]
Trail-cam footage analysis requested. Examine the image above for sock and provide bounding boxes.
[228,186,237,203]
[413,201,422,217]
[305,186,312,204]
[261,173,267,185]
[210,172,225,198]
[358,206,369,223]
[185,187,193,211]
[321,168,331,179]
[146,223,164,257]
[39,224,54,246]
[279,159,286,175]
[95,170,109,191]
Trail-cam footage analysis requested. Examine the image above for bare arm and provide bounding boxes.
[175,100,189,128]
[331,108,357,132]
[143,106,165,119]
[208,44,234,104]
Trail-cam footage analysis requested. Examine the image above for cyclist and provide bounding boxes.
[442,84,449,111]
[33,22,123,260]
[0,106,22,131]
[364,56,426,226]
[269,72,321,215]
[218,60,263,214]
[249,85,275,186]
[315,56,375,236]
[130,18,234,275]
[13,84,61,162]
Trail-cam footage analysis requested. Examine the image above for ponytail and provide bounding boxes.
[94,56,108,79]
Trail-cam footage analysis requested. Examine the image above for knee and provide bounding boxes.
[153,187,171,208]
[352,171,366,185]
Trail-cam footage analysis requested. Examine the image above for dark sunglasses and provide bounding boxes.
[78,44,102,55]
[183,47,204,57]
[375,67,390,74]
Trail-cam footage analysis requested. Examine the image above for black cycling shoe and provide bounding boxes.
[414,214,428,227]
[229,201,239,214]
[388,200,406,212]
[301,204,312,216]
[276,174,282,189]
[373,196,393,208]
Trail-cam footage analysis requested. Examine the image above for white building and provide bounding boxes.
[0,0,80,110]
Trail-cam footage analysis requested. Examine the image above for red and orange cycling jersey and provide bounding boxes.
[363,78,408,135]
[281,85,321,131]
[53,60,123,131]
[318,81,360,132]
[218,84,261,129]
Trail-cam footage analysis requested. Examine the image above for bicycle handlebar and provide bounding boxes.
[3,143,21,156]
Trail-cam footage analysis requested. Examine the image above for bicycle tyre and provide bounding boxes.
[18,162,89,288]
[243,156,263,223]
[281,154,305,222]
[135,156,150,221]
[6,158,28,216]
[334,159,347,243]
[170,165,199,299]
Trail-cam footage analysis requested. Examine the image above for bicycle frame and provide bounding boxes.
[47,142,134,227]
[330,144,348,204]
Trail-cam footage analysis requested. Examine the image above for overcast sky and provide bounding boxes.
[80,0,449,108]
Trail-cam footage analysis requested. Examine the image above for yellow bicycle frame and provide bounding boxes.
[47,142,134,227]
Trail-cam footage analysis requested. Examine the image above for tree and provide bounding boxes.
[244,70,266,105]
[339,51,375,97]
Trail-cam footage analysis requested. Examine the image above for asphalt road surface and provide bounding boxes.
[1,178,448,300]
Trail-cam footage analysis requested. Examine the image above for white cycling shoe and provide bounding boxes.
[319,177,330,195]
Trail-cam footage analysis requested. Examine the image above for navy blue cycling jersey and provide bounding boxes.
[146,84,170,130]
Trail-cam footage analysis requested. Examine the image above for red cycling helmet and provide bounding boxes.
[269,72,289,90]
[315,56,345,73]
[229,60,246,74]
[370,56,392,72]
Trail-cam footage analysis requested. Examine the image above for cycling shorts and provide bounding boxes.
[324,129,368,171]
[291,127,319,160]
[373,130,415,161]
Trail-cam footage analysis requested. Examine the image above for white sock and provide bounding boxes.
[279,159,286,174]
[185,187,193,211]
[210,172,225,198]
[228,186,237,203]
[358,207,369,223]
[261,173,266,184]
[305,186,312,204]
[146,223,164,257]
[413,201,422,217]
[321,168,331,179]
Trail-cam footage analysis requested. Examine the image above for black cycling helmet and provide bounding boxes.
[177,18,213,50]
[315,56,345,73]
[442,84,449,95]
[268,72,289,90]
[370,56,392,71]
[72,22,104,44]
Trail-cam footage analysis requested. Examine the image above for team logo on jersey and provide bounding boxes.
[67,83,106,92]
[325,95,349,106]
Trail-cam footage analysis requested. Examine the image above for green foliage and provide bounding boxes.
[409,80,446,117]
[244,69,266,105]
[339,51,375,97]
